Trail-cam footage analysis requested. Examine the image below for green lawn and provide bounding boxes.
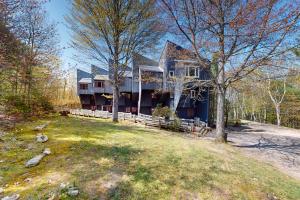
[1,116,300,199]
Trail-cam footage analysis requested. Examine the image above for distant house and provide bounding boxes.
[77,41,211,123]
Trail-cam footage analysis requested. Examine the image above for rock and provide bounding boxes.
[43,148,51,155]
[36,133,48,143]
[0,187,3,194]
[33,124,47,131]
[59,182,69,190]
[25,154,45,168]
[67,187,79,197]
[0,160,4,163]
[24,178,32,183]
[1,194,20,200]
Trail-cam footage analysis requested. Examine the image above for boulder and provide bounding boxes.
[67,187,79,197]
[33,124,47,131]
[1,194,20,200]
[25,154,45,168]
[0,187,3,194]
[36,133,48,143]
[43,148,51,155]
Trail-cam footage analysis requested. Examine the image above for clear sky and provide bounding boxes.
[45,0,87,72]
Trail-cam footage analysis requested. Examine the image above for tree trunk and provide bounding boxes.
[275,104,281,126]
[112,85,119,122]
[216,86,226,142]
[216,63,226,142]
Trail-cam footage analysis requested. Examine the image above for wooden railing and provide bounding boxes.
[69,109,211,136]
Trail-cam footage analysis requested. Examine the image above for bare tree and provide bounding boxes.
[159,0,300,142]
[67,0,163,122]
[267,77,286,126]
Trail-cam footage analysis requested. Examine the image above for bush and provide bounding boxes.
[3,93,54,117]
[152,104,181,131]
[4,94,31,116]
[152,104,171,119]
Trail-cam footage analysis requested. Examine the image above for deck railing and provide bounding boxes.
[69,109,211,136]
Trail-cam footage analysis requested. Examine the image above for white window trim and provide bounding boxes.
[169,70,174,77]
[185,66,199,78]
[190,90,196,98]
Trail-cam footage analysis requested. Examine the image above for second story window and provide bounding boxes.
[185,66,199,77]
[79,84,88,90]
[169,70,174,77]
[95,81,104,88]
[190,90,196,98]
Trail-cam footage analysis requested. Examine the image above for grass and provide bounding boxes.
[0,116,300,199]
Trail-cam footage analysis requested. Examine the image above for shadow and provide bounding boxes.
[227,125,266,134]
[233,136,300,156]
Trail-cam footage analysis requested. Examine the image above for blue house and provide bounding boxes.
[77,41,211,123]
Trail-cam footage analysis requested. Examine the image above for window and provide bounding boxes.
[79,84,88,90]
[185,66,199,77]
[190,90,196,98]
[169,70,174,77]
[95,81,104,88]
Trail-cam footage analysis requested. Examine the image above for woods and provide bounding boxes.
[0,0,78,117]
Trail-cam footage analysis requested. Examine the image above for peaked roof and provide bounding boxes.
[162,40,197,60]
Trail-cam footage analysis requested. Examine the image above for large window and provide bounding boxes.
[185,66,199,77]
[95,81,104,88]
[79,84,88,90]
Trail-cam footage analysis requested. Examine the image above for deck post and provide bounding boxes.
[138,67,142,115]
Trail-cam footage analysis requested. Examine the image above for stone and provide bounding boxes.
[59,182,68,190]
[43,148,51,155]
[0,187,3,194]
[33,124,47,131]
[36,133,48,143]
[25,154,45,168]
[24,178,32,183]
[1,194,20,200]
[0,160,4,163]
[67,187,79,197]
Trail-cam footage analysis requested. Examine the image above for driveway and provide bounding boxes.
[227,121,300,180]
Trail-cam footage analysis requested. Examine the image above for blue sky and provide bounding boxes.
[45,0,85,72]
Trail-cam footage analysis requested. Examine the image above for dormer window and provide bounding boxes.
[185,66,199,77]
[95,81,104,88]
[190,90,196,98]
[169,70,174,77]
[79,84,88,90]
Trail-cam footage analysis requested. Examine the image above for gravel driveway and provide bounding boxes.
[227,121,300,180]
